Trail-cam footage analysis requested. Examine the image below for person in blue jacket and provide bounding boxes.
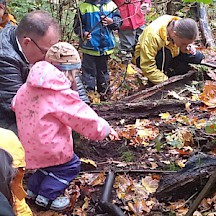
[74,0,121,99]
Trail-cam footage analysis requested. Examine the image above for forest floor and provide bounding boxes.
[27,45,216,216]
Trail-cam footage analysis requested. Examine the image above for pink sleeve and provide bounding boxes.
[11,95,16,112]
[53,90,111,140]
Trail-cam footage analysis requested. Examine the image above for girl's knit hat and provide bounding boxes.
[45,42,81,71]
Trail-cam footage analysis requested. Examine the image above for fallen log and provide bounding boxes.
[186,169,216,216]
[154,154,216,202]
[93,99,201,124]
[201,61,216,69]
[93,99,185,123]
[198,3,216,48]
[122,70,197,102]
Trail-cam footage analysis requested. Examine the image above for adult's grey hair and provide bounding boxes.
[16,10,60,40]
[174,18,198,40]
[0,148,16,203]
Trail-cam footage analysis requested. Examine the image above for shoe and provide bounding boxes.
[35,195,70,211]
[26,189,37,200]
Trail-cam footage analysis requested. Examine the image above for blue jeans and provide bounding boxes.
[28,154,80,200]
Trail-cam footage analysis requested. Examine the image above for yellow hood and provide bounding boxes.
[0,128,25,168]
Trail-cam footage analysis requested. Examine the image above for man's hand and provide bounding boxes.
[101,16,113,26]
[83,32,91,40]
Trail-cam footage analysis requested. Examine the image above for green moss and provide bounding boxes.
[121,151,134,162]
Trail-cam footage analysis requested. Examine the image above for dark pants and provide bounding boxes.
[0,192,15,216]
[28,154,80,201]
[136,48,204,78]
[82,54,110,93]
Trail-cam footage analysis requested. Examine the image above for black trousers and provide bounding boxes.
[0,192,15,216]
[82,54,110,93]
[136,48,204,77]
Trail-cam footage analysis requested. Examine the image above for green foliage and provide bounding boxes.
[164,162,180,171]
[121,151,134,162]
[154,133,165,152]
[183,0,212,3]
[205,121,216,134]
[7,0,77,42]
[7,0,48,22]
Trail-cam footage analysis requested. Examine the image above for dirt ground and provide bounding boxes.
[27,37,216,216]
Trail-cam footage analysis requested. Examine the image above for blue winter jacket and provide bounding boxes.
[74,0,121,56]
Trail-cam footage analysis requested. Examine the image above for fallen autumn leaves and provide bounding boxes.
[30,55,216,216]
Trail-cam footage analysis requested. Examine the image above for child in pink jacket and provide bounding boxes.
[12,42,118,211]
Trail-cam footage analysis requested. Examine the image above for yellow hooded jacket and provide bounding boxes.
[133,15,181,84]
[0,128,32,216]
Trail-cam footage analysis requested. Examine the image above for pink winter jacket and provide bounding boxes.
[12,61,110,169]
[113,0,151,30]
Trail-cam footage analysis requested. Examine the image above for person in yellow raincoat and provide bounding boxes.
[0,128,32,215]
[0,0,16,29]
[133,15,204,85]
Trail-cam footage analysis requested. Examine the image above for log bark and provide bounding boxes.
[155,154,216,202]
[198,3,216,48]
[186,169,216,216]
[93,99,188,123]
[122,70,197,103]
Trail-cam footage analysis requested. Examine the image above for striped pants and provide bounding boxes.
[28,154,80,200]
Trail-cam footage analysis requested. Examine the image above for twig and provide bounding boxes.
[201,62,216,69]
[80,169,177,174]
[186,169,216,216]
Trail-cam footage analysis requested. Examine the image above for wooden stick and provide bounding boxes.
[186,169,216,216]
[80,169,177,174]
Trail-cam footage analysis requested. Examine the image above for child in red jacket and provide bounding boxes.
[114,0,151,65]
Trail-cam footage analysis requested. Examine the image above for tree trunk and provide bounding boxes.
[198,3,216,48]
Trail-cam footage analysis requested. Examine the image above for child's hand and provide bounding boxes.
[108,128,119,140]
[101,16,113,26]
[83,32,91,40]
[140,3,151,14]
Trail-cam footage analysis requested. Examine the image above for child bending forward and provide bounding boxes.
[12,42,117,211]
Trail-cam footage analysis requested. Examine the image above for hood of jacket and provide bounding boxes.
[0,127,25,168]
[27,61,71,91]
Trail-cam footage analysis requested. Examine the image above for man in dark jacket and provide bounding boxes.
[0,192,15,216]
[0,10,60,134]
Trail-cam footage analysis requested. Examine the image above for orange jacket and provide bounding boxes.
[0,13,17,29]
